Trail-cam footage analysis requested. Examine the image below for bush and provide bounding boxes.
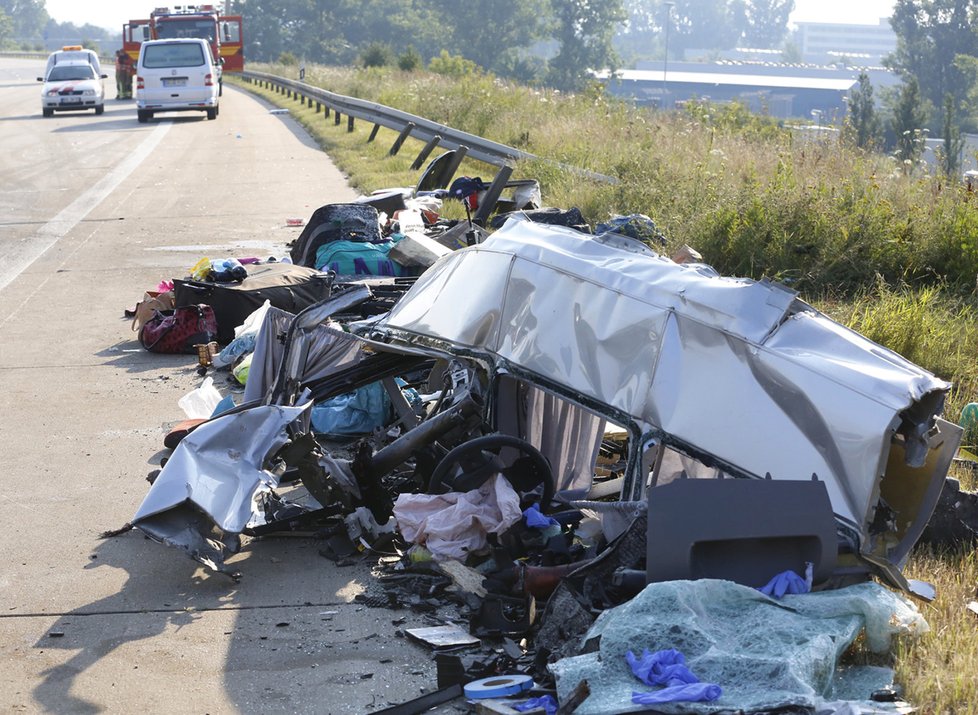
[361,42,393,68]
[428,50,479,78]
[278,51,298,66]
[397,46,422,72]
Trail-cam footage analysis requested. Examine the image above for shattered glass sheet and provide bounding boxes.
[550,580,927,714]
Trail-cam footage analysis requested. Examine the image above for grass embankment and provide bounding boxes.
[232,65,978,710]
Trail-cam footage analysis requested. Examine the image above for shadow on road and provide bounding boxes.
[96,339,205,375]
[31,536,236,715]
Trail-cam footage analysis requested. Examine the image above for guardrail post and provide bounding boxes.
[300,95,305,105]
[440,146,469,188]
[473,165,514,226]
[334,111,342,126]
[389,122,415,155]
[368,124,381,142]
[324,105,330,118]
[347,115,355,132]
[411,135,442,170]
[316,101,321,113]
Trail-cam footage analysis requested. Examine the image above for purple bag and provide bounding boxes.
[138,304,218,354]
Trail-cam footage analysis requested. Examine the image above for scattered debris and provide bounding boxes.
[405,624,481,649]
[464,674,534,699]
[117,152,964,712]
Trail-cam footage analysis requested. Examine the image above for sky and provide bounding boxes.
[44,0,900,33]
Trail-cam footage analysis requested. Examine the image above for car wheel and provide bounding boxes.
[137,109,149,123]
[42,108,53,117]
[95,104,104,115]
[206,107,217,120]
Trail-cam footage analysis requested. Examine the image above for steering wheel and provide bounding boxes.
[427,434,554,510]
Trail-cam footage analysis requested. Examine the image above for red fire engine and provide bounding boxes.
[123,5,244,72]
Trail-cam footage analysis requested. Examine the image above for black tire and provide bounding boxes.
[137,109,150,123]
[42,108,53,118]
[94,104,104,115]
[206,107,217,120]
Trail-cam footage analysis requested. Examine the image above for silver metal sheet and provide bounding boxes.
[133,403,310,533]
[358,220,952,557]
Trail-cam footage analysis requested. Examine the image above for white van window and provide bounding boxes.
[142,43,206,69]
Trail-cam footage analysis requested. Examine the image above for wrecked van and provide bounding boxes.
[131,216,960,593]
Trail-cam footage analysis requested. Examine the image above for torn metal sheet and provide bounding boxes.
[352,219,960,583]
[132,403,311,574]
[244,284,374,404]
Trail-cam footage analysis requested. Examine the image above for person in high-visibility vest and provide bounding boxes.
[115,49,134,99]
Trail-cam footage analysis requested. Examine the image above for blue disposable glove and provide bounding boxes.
[523,503,559,528]
[758,569,810,599]
[632,683,722,705]
[626,648,698,686]
[514,694,558,715]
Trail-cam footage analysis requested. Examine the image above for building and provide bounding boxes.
[600,61,899,122]
[794,19,897,66]
[599,66,854,120]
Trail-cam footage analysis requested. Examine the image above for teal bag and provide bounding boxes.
[314,239,406,277]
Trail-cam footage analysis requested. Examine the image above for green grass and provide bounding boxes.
[231,66,978,712]
[898,544,978,713]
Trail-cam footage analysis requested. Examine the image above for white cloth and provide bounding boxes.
[393,474,523,560]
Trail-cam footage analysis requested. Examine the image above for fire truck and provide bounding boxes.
[123,5,244,73]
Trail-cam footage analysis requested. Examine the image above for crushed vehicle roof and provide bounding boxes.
[354,218,959,582]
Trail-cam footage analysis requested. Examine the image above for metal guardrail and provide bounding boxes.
[1,50,113,62]
[239,69,616,186]
[241,69,531,168]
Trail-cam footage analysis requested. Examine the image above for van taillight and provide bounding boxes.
[136,75,144,89]
[204,73,213,86]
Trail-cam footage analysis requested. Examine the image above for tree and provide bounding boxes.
[740,0,794,49]
[844,73,882,149]
[890,76,928,173]
[239,0,442,66]
[669,0,743,58]
[0,0,46,44]
[887,0,978,130]
[940,93,965,177]
[547,0,627,91]
[428,0,548,74]
[0,9,13,48]
[397,46,422,72]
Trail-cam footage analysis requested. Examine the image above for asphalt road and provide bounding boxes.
[0,58,446,714]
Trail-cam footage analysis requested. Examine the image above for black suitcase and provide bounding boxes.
[290,203,382,267]
[173,263,334,344]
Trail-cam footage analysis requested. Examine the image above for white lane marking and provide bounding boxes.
[0,122,172,293]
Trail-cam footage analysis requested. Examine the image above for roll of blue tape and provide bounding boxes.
[463,674,534,699]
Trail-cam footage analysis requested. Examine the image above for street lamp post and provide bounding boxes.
[663,2,675,109]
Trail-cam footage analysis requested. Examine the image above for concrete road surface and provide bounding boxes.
[0,58,449,714]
